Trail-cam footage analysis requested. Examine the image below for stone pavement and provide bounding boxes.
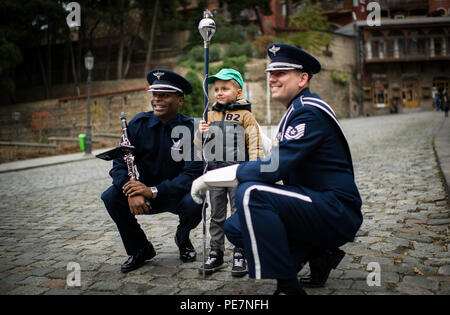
[0,111,449,295]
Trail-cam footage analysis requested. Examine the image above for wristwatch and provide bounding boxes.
[150,186,158,199]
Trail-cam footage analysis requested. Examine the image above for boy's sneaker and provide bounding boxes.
[198,250,224,275]
[231,248,248,277]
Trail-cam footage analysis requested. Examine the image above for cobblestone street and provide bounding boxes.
[0,111,449,295]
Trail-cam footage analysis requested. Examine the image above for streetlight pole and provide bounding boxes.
[84,51,94,155]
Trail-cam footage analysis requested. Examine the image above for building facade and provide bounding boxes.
[260,0,450,115]
[353,0,450,115]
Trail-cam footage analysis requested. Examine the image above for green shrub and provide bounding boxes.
[330,70,348,85]
[188,46,204,62]
[209,44,222,62]
[181,70,204,118]
[224,42,252,58]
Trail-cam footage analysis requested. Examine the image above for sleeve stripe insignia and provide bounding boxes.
[284,123,305,140]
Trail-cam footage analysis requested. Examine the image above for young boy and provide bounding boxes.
[195,68,263,276]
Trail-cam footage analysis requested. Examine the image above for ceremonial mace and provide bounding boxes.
[198,9,216,279]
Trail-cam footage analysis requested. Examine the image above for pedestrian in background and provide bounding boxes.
[443,89,449,118]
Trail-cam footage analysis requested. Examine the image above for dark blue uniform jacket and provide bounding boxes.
[236,88,362,237]
[109,111,203,200]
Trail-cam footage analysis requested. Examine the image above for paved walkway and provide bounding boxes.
[0,111,449,295]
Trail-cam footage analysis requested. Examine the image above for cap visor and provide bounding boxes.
[265,67,298,72]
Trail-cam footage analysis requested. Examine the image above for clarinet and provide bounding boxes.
[120,112,151,210]
[120,112,138,180]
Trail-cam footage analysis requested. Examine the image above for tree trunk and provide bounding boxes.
[105,16,113,80]
[117,18,125,79]
[63,40,69,84]
[46,26,53,98]
[77,27,83,87]
[37,45,49,99]
[68,32,80,96]
[144,0,159,77]
[253,5,265,35]
[123,13,144,79]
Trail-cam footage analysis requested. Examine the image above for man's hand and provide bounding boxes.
[123,179,152,199]
[127,195,150,215]
[190,175,210,204]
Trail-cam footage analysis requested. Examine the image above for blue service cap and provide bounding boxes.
[147,69,193,95]
[265,43,321,75]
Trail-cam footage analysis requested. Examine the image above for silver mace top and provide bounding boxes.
[198,10,216,47]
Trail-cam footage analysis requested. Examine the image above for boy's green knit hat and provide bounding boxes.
[207,68,244,89]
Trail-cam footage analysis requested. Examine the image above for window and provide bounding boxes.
[435,37,443,56]
[417,38,426,56]
[408,37,418,56]
[386,40,394,57]
[373,80,389,108]
[372,40,379,58]
[397,38,405,57]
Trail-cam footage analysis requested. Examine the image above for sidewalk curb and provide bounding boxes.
[433,116,450,205]
[0,148,112,174]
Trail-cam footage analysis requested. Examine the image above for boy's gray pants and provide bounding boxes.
[209,186,237,253]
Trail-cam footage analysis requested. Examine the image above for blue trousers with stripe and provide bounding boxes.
[223,181,362,279]
[101,185,202,256]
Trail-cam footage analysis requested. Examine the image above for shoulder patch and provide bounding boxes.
[284,123,305,140]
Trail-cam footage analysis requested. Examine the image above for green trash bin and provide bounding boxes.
[78,133,86,152]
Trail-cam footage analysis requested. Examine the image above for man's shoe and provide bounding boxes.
[175,235,197,263]
[198,249,224,275]
[299,248,345,288]
[121,242,156,273]
[231,248,248,277]
[273,288,307,295]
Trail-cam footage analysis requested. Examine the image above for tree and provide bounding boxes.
[281,0,332,54]
[0,37,22,103]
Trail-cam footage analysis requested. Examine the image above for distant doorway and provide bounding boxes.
[402,80,418,107]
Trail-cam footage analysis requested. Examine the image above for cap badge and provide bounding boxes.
[269,45,280,56]
[153,71,165,80]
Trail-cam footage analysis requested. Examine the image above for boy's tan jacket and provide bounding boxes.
[194,99,263,169]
